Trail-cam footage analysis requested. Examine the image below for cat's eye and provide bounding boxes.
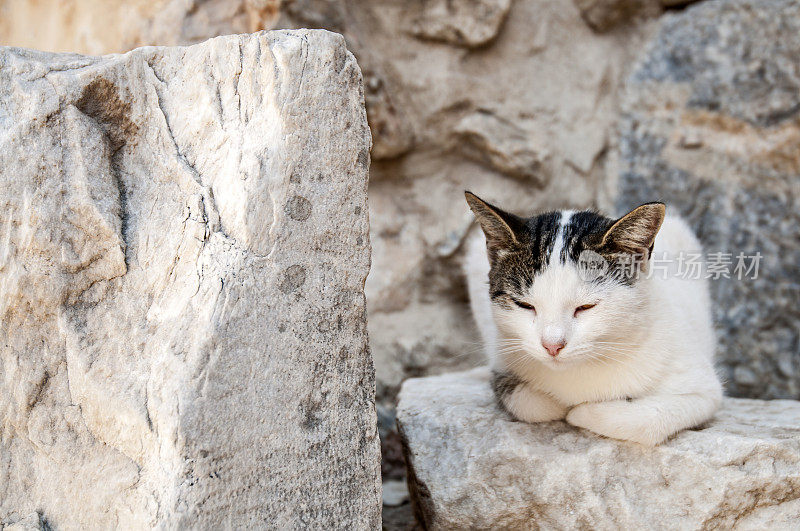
[574,303,597,316]
[513,299,536,312]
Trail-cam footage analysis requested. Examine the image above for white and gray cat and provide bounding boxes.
[464,192,722,445]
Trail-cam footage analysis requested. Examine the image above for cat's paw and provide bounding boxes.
[502,385,568,423]
[565,403,603,433]
[566,401,662,446]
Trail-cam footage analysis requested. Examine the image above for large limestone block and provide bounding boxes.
[397,368,800,529]
[0,30,380,529]
[618,0,800,399]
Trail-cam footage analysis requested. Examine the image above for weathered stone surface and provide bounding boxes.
[406,0,512,48]
[618,0,800,399]
[574,0,662,32]
[363,67,415,160]
[398,368,800,529]
[0,30,380,528]
[2,513,45,531]
[454,110,548,183]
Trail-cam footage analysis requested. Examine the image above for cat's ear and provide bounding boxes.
[465,191,524,259]
[600,202,666,258]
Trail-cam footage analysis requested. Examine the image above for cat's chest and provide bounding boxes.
[514,357,659,405]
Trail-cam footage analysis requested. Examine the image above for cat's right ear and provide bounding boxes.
[465,191,523,260]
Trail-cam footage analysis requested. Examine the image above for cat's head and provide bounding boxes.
[465,191,665,369]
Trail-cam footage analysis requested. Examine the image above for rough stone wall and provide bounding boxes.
[0,30,380,528]
[618,0,800,399]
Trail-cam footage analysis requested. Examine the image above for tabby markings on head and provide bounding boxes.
[464,192,665,296]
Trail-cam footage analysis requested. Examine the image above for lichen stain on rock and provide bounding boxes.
[75,77,139,151]
[299,395,324,431]
[285,195,312,221]
[279,264,307,293]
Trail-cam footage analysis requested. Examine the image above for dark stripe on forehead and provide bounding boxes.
[523,211,561,266]
[560,211,614,263]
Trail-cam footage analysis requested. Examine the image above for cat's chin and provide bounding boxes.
[535,355,584,370]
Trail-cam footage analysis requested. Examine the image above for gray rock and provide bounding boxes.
[397,368,800,529]
[363,68,414,160]
[454,110,548,184]
[0,30,380,528]
[407,0,512,48]
[618,0,800,399]
[2,513,46,531]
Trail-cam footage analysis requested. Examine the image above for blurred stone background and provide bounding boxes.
[2,0,798,527]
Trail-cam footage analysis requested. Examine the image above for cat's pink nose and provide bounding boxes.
[542,340,565,357]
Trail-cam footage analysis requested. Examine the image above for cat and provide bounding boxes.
[463,191,722,446]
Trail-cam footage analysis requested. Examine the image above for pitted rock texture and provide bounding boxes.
[0,30,380,529]
[397,368,800,529]
[618,0,800,399]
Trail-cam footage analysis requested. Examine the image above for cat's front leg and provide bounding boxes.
[565,389,721,446]
[492,371,567,422]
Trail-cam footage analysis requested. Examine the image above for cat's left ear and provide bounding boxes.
[600,202,666,258]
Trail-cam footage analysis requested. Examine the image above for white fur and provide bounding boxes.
[548,210,574,268]
[465,231,497,362]
[465,215,722,445]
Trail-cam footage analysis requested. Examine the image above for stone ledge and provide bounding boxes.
[397,367,800,529]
